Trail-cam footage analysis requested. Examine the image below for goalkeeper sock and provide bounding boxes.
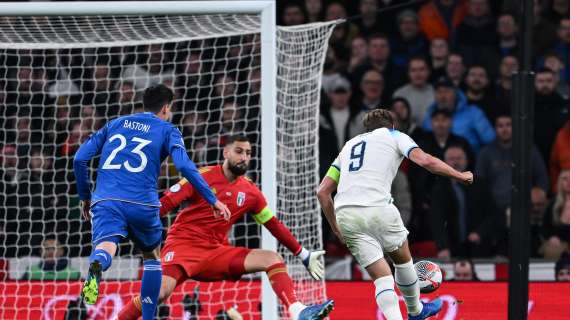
[117,296,142,320]
[141,260,162,320]
[394,260,422,316]
[266,262,299,309]
[374,276,403,320]
[89,249,112,271]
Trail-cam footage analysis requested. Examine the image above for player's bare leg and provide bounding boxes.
[82,241,117,305]
[387,241,442,320]
[364,257,403,320]
[244,249,333,320]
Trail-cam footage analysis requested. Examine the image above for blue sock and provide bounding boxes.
[89,249,112,271]
[141,259,162,320]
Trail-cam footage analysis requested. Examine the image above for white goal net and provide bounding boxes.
[0,10,337,320]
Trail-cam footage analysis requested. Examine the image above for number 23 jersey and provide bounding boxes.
[332,128,418,210]
[86,112,185,206]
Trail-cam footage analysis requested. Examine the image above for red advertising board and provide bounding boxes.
[327,281,570,320]
[0,281,569,319]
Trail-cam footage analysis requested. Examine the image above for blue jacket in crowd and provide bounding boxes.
[422,90,495,153]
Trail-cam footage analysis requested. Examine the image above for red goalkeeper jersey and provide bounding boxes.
[161,165,268,245]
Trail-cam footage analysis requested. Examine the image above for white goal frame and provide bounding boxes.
[0,1,279,319]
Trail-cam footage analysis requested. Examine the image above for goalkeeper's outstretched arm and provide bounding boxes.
[408,148,473,185]
[253,207,325,280]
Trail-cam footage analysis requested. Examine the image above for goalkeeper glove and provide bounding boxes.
[298,247,325,280]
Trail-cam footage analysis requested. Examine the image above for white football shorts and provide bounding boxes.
[336,203,409,268]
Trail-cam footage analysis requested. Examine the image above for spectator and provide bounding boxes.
[22,237,81,280]
[416,109,473,163]
[410,109,473,236]
[220,100,245,135]
[533,0,559,58]
[319,76,365,177]
[552,17,570,83]
[390,10,429,69]
[454,0,500,70]
[446,53,466,87]
[60,121,90,157]
[393,56,435,126]
[495,55,518,110]
[352,34,404,97]
[464,65,497,122]
[453,259,479,281]
[354,0,382,38]
[430,145,500,259]
[15,117,33,161]
[545,0,570,27]
[111,81,138,115]
[543,52,570,96]
[325,2,359,52]
[477,115,549,223]
[419,0,467,41]
[496,13,519,58]
[321,47,346,93]
[348,37,368,73]
[551,121,570,193]
[0,144,19,187]
[304,0,323,23]
[9,65,53,110]
[281,2,306,26]
[121,44,175,90]
[555,252,570,281]
[390,97,423,139]
[429,38,450,81]
[423,76,495,153]
[357,69,385,111]
[534,68,570,165]
[541,169,570,260]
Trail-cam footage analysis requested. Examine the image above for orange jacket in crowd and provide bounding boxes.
[418,0,468,41]
[550,121,570,193]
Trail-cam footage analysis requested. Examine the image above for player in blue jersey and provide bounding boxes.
[73,84,231,320]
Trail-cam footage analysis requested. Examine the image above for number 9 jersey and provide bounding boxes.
[328,128,418,210]
[75,112,189,207]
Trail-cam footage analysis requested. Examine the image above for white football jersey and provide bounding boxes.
[332,128,418,210]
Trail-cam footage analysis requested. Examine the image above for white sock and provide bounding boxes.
[289,301,306,320]
[394,260,422,316]
[374,276,403,320]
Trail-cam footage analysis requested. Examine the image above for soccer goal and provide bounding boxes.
[0,1,337,319]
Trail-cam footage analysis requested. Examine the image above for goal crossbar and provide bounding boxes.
[0,1,274,16]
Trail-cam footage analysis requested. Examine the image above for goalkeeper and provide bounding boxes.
[118,135,334,320]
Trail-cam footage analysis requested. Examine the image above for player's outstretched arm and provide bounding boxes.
[317,169,344,243]
[170,146,231,220]
[253,207,325,280]
[408,148,473,185]
[73,126,107,220]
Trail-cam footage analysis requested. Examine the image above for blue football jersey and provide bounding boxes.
[74,112,216,206]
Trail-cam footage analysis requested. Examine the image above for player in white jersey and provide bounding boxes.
[317,109,473,320]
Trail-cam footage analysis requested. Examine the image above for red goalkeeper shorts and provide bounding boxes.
[161,239,251,285]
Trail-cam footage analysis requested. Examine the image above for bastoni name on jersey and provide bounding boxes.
[123,120,151,133]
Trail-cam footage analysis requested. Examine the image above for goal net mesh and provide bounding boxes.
[0,13,337,319]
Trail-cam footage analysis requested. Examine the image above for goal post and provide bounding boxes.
[0,2,338,319]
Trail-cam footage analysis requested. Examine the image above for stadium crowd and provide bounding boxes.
[0,0,569,281]
[281,0,570,264]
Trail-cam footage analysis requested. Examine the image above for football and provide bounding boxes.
[414,260,443,293]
